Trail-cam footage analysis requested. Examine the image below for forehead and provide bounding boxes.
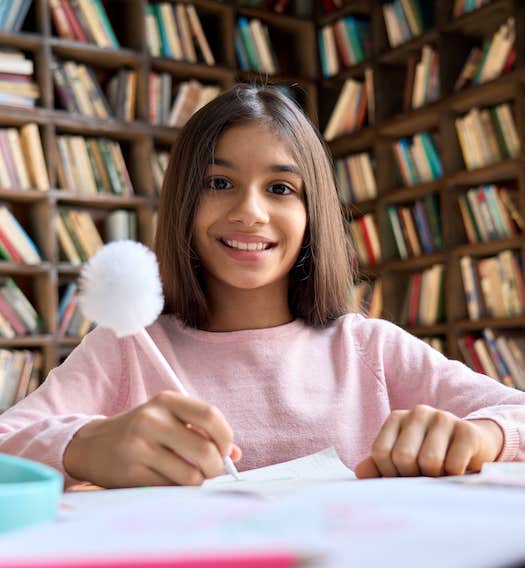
[214,122,297,163]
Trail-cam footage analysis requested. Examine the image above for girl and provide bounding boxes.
[1,84,525,488]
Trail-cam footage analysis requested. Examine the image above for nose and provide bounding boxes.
[227,186,270,226]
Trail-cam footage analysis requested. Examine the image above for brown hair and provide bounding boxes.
[155,83,356,328]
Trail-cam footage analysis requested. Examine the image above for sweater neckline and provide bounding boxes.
[169,316,305,343]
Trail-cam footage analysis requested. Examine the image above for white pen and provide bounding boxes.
[79,241,241,482]
[136,327,241,480]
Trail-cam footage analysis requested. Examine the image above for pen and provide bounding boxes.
[136,328,241,480]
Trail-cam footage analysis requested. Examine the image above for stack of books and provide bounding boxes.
[0,206,42,265]
[460,250,525,321]
[49,0,119,48]
[387,194,443,259]
[348,214,381,266]
[0,123,49,191]
[455,103,520,170]
[382,0,433,48]
[318,16,371,77]
[459,329,525,390]
[55,135,134,196]
[458,185,523,244]
[236,17,279,74]
[0,49,39,108]
[106,70,137,122]
[57,282,94,338]
[0,349,41,412]
[55,209,104,264]
[105,210,137,242]
[403,45,440,111]
[392,131,442,187]
[399,264,446,326]
[323,79,367,141]
[0,277,42,338]
[454,18,515,90]
[145,3,215,65]
[335,152,377,204]
[148,77,220,127]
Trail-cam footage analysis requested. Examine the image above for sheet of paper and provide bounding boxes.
[447,461,525,488]
[3,474,525,568]
[203,447,356,496]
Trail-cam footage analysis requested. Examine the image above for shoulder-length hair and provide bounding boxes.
[155,83,356,328]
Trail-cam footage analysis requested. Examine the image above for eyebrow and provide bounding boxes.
[210,158,302,176]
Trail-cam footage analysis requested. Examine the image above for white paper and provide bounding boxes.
[203,447,356,496]
[2,452,525,567]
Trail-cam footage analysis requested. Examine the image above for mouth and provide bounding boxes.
[218,238,276,251]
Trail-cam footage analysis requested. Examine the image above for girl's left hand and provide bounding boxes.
[355,405,504,479]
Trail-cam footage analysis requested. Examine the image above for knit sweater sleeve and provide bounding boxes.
[0,326,127,487]
[351,315,525,462]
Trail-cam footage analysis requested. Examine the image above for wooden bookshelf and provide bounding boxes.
[0,0,316,380]
[3,0,525,392]
[320,0,525,371]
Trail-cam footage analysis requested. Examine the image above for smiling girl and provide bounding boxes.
[1,84,525,488]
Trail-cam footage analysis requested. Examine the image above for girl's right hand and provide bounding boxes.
[63,390,242,488]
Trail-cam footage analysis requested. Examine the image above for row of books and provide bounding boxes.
[335,152,377,205]
[382,0,432,48]
[0,0,31,32]
[387,194,443,259]
[403,45,439,111]
[50,0,119,48]
[323,78,368,141]
[458,185,523,244]
[318,16,371,78]
[149,76,220,128]
[455,103,520,171]
[0,349,41,413]
[55,209,137,265]
[348,213,381,266]
[458,329,525,390]
[0,49,39,109]
[236,17,279,74]
[145,3,215,65]
[393,131,442,187]
[460,250,525,321]
[151,149,169,195]
[399,264,445,327]
[56,135,134,196]
[0,123,50,191]
[354,278,382,319]
[456,17,515,90]
[52,58,113,119]
[0,205,41,265]
[0,277,41,338]
[453,0,492,17]
[106,70,137,123]
[57,282,93,338]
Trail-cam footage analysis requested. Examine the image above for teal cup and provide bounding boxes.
[0,453,63,533]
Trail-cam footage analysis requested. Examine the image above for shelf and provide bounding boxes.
[328,126,376,156]
[317,0,372,26]
[0,336,53,348]
[456,316,525,331]
[49,39,145,67]
[443,0,512,37]
[0,188,49,202]
[452,236,525,257]
[381,252,447,272]
[447,158,523,186]
[378,30,440,65]
[405,324,448,336]
[0,262,52,275]
[51,191,152,208]
[382,179,442,204]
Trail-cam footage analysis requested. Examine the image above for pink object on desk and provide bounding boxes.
[0,551,303,568]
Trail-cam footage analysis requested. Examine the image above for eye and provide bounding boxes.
[205,176,232,190]
[268,183,294,195]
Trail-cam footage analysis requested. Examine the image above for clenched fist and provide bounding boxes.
[355,405,503,478]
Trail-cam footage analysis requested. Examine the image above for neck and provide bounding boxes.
[204,279,293,332]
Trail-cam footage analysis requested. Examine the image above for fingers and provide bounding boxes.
[444,421,478,475]
[417,411,456,477]
[369,409,404,477]
[156,391,234,459]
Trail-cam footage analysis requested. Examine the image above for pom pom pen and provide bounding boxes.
[78,240,241,481]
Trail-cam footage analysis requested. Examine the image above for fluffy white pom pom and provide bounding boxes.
[79,240,164,337]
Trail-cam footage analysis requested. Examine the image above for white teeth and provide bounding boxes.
[224,239,270,251]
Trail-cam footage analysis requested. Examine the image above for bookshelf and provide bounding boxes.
[0,0,316,385]
[2,0,525,399]
[320,0,525,377]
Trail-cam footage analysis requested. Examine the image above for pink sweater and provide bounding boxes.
[1,313,525,487]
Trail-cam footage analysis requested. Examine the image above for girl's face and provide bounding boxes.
[193,122,307,294]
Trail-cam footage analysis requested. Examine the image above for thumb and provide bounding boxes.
[355,456,382,479]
